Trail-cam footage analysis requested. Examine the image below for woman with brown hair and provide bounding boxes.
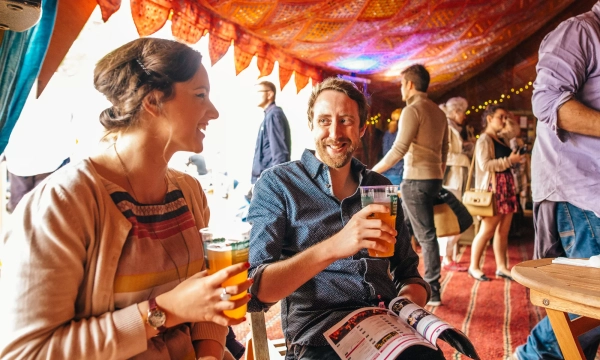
[0,38,251,359]
[467,105,523,281]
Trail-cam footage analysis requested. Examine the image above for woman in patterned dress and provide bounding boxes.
[467,105,523,282]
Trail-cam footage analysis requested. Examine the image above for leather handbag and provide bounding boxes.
[434,188,474,237]
[434,202,461,237]
[462,151,496,217]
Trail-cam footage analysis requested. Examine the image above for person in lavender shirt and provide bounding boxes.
[513,2,600,359]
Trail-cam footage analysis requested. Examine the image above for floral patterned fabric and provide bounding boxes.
[489,171,518,215]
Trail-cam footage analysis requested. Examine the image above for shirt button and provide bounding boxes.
[326,184,331,188]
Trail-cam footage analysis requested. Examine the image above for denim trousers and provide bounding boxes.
[400,179,443,286]
[287,344,446,359]
[517,202,600,360]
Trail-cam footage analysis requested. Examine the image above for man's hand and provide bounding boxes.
[326,204,397,259]
[256,204,398,304]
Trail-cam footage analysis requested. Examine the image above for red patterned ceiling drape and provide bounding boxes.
[97,0,574,96]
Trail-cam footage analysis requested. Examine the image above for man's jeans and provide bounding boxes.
[517,202,600,360]
[400,179,443,286]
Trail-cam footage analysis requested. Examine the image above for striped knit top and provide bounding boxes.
[104,176,206,360]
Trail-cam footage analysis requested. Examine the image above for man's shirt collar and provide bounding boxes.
[264,102,276,114]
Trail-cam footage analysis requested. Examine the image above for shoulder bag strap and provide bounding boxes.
[465,149,476,191]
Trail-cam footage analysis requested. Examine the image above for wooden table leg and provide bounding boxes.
[546,309,585,360]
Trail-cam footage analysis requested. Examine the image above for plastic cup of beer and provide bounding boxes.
[359,185,399,257]
[200,224,251,319]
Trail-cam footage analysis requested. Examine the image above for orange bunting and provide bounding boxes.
[97,0,121,22]
[294,72,309,94]
[97,0,320,92]
[130,0,170,37]
[171,1,211,44]
[208,34,231,67]
[278,67,294,90]
[256,56,275,78]
[233,46,253,75]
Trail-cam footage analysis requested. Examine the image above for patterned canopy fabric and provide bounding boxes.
[96,0,573,95]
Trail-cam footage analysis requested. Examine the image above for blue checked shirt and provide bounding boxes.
[248,149,429,347]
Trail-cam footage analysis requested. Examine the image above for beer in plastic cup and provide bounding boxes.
[200,224,251,319]
[359,185,399,257]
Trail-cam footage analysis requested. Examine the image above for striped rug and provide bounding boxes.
[424,235,542,360]
[232,229,547,359]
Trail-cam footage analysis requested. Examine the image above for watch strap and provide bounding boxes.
[147,298,167,333]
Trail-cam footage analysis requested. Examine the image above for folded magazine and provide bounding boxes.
[323,296,480,360]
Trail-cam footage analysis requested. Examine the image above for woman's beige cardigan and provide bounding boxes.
[0,159,227,359]
[474,133,513,192]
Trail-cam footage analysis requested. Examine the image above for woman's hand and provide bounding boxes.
[156,262,252,328]
[508,150,523,166]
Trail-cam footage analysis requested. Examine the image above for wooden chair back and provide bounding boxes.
[245,312,286,360]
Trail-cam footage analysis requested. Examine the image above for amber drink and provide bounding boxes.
[359,185,399,257]
[200,225,251,319]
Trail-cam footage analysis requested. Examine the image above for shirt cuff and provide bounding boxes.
[248,263,278,312]
[399,277,431,303]
[551,91,575,142]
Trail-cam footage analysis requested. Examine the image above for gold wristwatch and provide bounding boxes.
[147,298,167,333]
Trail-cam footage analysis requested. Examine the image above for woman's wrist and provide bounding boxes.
[137,301,160,339]
[155,292,185,328]
[137,292,186,339]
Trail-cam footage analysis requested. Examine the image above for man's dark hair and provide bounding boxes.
[401,64,430,92]
[258,81,277,100]
[307,77,369,128]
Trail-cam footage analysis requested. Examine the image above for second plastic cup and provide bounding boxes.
[359,185,399,257]
[200,224,251,319]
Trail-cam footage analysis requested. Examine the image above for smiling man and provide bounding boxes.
[247,78,443,360]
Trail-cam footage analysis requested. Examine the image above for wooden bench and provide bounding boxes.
[245,312,286,360]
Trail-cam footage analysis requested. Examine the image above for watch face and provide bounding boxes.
[148,309,166,328]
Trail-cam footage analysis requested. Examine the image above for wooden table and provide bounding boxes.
[512,258,600,360]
